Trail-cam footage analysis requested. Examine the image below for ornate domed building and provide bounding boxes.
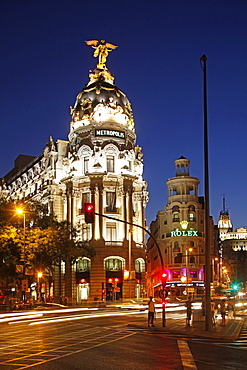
[1,40,148,303]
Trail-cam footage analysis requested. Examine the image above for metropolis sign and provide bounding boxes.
[95,129,125,139]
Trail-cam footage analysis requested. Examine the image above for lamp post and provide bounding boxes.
[200,54,212,331]
[128,229,132,299]
[37,272,43,301]
[186,248,193,296]
[16,208,27,302]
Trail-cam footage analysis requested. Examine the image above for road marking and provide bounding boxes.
[177,340,197,369]
[0,329,136,369]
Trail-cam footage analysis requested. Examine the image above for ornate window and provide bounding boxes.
[106,155,115,172]
[76,257,91,272]
[105,258,123,271]
[106,222,117,241]
[135,258,145,273]
[173,213,180,222]
[106,191,116,212]
[84,157,89,173]
[173,241,180,252]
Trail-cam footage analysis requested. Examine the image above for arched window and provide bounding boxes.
[105,257,125,271]
[173,213,180,222]
[189,256,195,263]
[188,205,196,222]
[189,212,196,222]
[76,257,91,272]
[173,242,180,252]
[135,258,145,273]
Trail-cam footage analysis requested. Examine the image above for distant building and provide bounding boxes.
[0,43,148,303]
[218,205,247,285]
[147,157,215,299]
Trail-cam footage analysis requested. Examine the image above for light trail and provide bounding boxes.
[28,310,147,326]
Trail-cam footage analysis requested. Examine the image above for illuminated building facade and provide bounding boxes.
[147,156,214,299]
[1,41,148,303]
[218,207,247,285]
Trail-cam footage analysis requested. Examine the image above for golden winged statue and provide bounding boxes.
[85,39,118,69]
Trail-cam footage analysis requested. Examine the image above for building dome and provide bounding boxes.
[70,67,135,132]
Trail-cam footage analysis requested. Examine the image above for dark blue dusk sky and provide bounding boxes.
[1,0,247,229]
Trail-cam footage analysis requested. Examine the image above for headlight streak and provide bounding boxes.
[29,310,147,326]
[3,314,43,323]
[1,307,98,325]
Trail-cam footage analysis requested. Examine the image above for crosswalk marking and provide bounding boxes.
[177,339,197,370]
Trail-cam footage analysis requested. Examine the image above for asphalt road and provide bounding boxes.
[0,308,247,369]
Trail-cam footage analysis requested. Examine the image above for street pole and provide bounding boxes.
[128,229,132,299]
[186,249,189,296]
[200,54,212,331]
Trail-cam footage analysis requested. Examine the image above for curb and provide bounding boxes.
[127,318,245,342]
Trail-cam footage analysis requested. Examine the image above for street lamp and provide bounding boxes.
[186,248,193,296]
[37,272,43,302]
[16,208,27,302]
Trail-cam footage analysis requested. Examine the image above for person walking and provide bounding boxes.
[185,295,193,326]
[211,300,218,325]
[227,299,234,319]
[220,299,226,326]
[148,296,155,327]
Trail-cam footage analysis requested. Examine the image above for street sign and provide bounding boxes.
[159,289,168,299]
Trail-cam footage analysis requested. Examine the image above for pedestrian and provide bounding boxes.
[185,295,192,326]
[220,299,226,326]
[148,296,155,327]
[211,300,218,325]
[227,299,234,319]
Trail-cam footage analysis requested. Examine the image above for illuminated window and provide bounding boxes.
[135,258,145,273]
[76,258,91,272]
[106,192,116,212]
[189,212,196,222]
[82,224,90,241]
[106,222,117,241]
[107,156,115,172]
[84,157,89,173]
[173,213,180,222]
[173,271,180,278]
[105,258,123,271]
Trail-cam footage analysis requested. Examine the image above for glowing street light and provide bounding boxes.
[37,272,43,301]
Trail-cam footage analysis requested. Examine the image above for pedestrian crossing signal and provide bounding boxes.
[84,203,94,223]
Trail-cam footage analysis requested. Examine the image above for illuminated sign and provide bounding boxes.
[95,129,125,139]
[169,228,201,237]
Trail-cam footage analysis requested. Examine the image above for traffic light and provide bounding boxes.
[161,272,167,287]
[84,203,94,223]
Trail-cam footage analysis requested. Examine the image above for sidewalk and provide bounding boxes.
[128,315,245,341]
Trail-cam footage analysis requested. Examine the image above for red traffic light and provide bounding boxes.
[161,271,167,287]
[84,203,94,223]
